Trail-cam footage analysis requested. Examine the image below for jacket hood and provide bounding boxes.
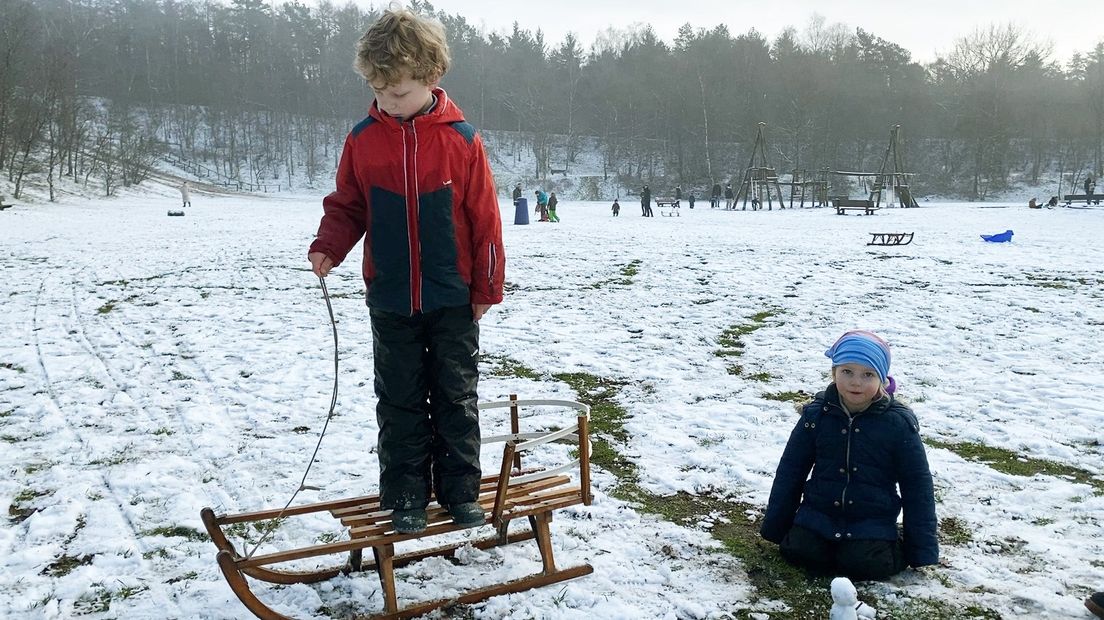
[367,87,465,128]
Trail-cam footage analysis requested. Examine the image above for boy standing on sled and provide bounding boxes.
[760,330,937,580]
[308,8,504,534]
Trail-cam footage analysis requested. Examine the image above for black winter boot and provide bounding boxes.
[446,502,485,528]
[391,508,427,534]
[1087,592,1104,619]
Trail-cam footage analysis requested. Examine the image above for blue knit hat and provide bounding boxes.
[825,330,894,392]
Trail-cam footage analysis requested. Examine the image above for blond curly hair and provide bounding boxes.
[354,7,451,87]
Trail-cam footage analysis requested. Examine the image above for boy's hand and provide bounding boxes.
[472,304,491,321]
[308,252,334,277]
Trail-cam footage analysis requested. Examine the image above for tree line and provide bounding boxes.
[1,0,1102,200]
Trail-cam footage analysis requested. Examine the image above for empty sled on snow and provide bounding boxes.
[980,230,1013,243]
[867,232,914,246]
[201,396,593,619]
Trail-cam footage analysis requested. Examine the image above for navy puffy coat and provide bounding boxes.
[760,384,939,568]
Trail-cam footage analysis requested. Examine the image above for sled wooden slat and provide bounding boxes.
[201,395,593,620]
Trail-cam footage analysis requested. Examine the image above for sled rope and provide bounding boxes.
[245,276,340,559]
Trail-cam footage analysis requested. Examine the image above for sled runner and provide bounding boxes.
[867,232,914,246]
[655,198,680,217]
[201,396,593,620]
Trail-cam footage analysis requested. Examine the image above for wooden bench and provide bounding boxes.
[1063,194,1101,206]
[832,197,880,215]
[868,232,914,246]
[201,396,593,620]
[655,198,680,216]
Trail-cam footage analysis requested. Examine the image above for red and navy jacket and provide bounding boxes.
[310,88,505,316]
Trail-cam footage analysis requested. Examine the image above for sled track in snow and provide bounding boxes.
[31,278,183,616]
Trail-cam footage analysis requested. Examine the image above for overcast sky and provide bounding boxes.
[402,0,1099,65]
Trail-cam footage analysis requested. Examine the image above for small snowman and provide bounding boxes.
[829,577,877,620]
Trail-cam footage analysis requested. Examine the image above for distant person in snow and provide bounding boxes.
[760,330,938,581]
[710,182,722,208]
[535,189,549,221]
[512,182,522,205]
[307,7,504,536]
[1085,175,1096,197]
[674,185,682,205]
[180,181,191,208]
[547,191,560,222]
[724,183,734,209]
[688,190,695,209]
[611,198,620,216]
[641,185,652,217]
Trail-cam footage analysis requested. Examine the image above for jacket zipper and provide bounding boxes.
[404,119,422,313]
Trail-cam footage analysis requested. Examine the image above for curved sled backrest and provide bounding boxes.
[478,395,592,511]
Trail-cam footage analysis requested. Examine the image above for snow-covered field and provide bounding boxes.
[1,192,1102,619]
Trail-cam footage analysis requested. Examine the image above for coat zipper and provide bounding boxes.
[404,119,422,313]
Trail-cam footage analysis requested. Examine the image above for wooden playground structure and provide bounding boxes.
[728,123,920,213]
[733,123,786,210]
[827,125,920,212]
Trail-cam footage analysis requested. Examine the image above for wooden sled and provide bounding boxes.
[201,396,593,619]
[868,232,913,246]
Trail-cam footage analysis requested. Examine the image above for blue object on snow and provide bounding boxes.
[514,197,529,225]
[980,229,1013,243]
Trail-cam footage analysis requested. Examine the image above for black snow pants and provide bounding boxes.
[779,524,907,581]
[370,305,481,511]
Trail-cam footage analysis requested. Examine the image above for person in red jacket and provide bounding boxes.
[307,7,505,535]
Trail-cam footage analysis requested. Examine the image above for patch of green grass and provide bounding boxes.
[484,354,542,380]
[762,390,812,403]
[73,583,150,615]
[927,439,1104,494]
[43,554,94,577]
[13,488,48,504]
[939,516,973,545]
[24,461,50,474]
[152,427,173,436]
[554,372,632,449]
[620,259,642,279]
[140,525,208,542]
[747,371,773,382]
[715,310,782,376]
[166,570,198,584]
[1,362,25,373]
[226,518,287,545]
[89,450,134,466]
[97,301,116,314]
[170,370,192,381]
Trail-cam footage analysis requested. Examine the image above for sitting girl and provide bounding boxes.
[760,330,938,580]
